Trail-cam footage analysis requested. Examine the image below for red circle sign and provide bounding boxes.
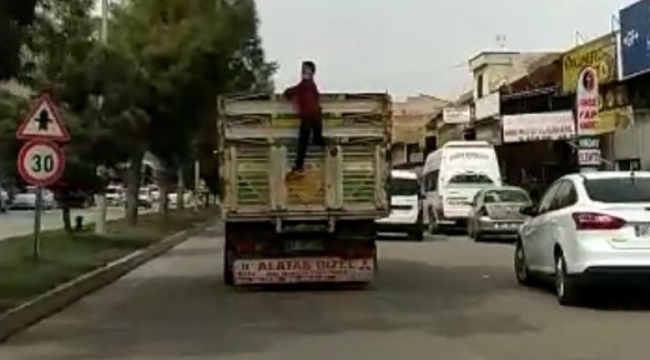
[17,139,66,187]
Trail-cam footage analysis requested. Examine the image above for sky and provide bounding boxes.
[256,0,640,100]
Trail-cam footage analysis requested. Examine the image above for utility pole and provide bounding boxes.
[95,0,109,234]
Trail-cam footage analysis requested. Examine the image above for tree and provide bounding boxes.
[23,0,132,231]
[110,0,276,219]
[0,0,39,81]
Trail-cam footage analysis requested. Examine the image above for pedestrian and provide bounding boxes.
[283,60,324,176]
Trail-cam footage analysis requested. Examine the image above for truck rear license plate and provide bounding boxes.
[233,257,375,285]
[635,224,650,237]
[286,240,324,252]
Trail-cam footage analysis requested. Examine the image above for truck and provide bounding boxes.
[217,93,391,286]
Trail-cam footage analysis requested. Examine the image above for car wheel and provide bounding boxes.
[555,252,581,306]
[514,240,533,286]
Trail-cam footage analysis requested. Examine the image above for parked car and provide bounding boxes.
[105,185,124,206]
[467,186,531,241]
[515,171,650,306]
[12,187,56,210]
[0,186,8,213]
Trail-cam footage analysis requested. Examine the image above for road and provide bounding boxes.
[0,207,127,240]
[3,231,650,359]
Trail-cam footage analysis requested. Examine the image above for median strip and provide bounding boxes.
[0,209,216,341]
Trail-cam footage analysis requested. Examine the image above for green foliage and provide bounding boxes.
[0,0,276,213]
[0,0,38,81]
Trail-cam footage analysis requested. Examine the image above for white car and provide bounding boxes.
[0,186,8,213]
[376,170,423,240]
[515,171,650,306]
[12,187,56,210]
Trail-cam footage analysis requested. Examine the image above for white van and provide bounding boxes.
[375,170,423,240]
[422,141,501,233]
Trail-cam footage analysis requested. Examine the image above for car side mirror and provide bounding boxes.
[520,204,538,216]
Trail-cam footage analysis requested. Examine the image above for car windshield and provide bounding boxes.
[584,177,650,203]
[389,178,419,196]
[484,189,530,203]
[448,173,493,185]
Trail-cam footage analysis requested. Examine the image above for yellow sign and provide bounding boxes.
[595,106,633,135]
[590,83,632,135]
[562,33,617,93]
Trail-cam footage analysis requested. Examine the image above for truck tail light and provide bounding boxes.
[572,212,626,230]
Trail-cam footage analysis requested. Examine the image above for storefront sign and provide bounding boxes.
[620,0,650,79]
[562,33,617,93]
[578,148,602,166]
[443,106,471,124]
[578,137,599,148]
[474,92,500,120]
[502,111,575,143]
[598,106,634,133]
[576,67,600,136]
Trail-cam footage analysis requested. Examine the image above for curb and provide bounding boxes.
[0,218,215,342]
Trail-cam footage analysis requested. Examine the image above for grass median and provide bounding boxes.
[0,209,216,313]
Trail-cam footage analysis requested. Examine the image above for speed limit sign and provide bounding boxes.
[17,138,66,187]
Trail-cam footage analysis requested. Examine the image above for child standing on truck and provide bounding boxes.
[283,61,324,175]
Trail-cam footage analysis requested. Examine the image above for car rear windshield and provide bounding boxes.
[484,189,530,203]
[584,177,650,203]
[448,173,493,185]
[389,178,419,196]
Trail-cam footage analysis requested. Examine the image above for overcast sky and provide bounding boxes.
[256,0,639,100]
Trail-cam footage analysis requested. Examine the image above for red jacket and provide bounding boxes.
[283,79,322,119]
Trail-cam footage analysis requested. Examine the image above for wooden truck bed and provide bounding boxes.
[217,93,391,222]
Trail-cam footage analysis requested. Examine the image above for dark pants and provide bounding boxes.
[294,116,324,171]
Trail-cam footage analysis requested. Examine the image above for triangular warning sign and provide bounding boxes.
[16,93,70,141]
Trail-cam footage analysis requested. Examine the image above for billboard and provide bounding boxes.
[562,33,617,93]
[620,0,650,79]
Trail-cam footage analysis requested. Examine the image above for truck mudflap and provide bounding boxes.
[233,257,375,285]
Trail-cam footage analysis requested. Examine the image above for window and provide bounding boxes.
[389,178,419,196]
[584,177,650,203]
[550,181,577,210]
[616,159,640,171]
[447,173,493,185]
[483,189,530,203]
[476,74,484,98]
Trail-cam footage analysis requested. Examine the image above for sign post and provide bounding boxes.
[575,67,601,172]
[15,93,69,260]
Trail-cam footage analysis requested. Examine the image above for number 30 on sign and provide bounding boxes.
[17,139,65,187]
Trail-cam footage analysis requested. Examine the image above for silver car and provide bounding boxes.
[467,186,531,241]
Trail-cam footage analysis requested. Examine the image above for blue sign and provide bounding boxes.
[620,0,650,79]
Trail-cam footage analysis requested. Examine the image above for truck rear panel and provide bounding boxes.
[218,93,391,222]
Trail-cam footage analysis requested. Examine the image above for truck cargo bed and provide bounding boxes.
[218,93,391,222]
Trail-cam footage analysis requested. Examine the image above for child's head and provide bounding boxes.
[301,61,316,80]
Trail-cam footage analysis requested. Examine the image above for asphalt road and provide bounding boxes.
[0,207,127,240]
[3,231,650,359]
